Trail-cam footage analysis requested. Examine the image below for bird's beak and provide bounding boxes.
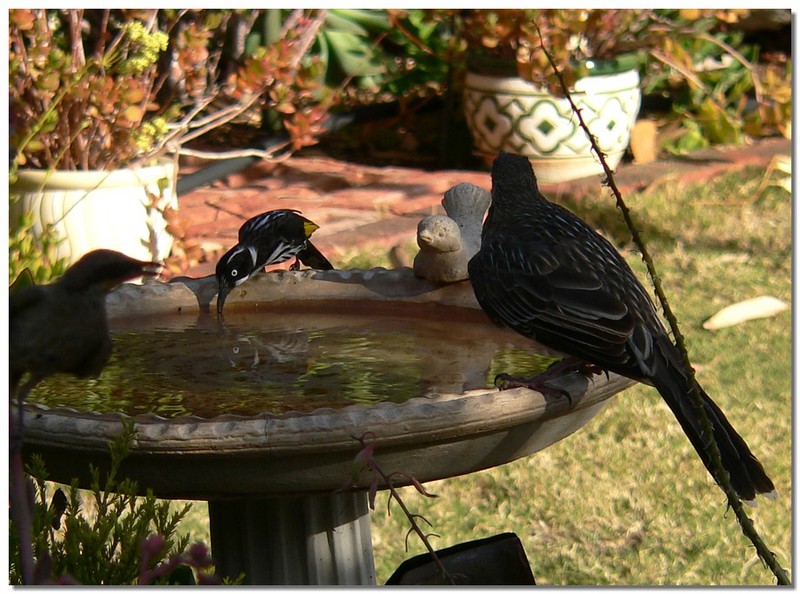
[418,229,434,247]
[99,260,161,291]
[217,279,231,316]
[140,262,162,277]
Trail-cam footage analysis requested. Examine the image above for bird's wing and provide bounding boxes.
[239,213,270,242]
[10,284,46,316]
[470,238,650,373]
[239,209,303,242]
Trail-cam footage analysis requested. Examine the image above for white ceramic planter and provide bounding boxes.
[10,158,178,265]
[464,69,642,183]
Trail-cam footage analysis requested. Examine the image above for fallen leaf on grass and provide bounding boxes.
[703,296,789,330]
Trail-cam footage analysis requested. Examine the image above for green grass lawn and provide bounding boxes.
[172,165,790,584]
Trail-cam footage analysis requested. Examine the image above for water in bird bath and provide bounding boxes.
[26,300,559,418]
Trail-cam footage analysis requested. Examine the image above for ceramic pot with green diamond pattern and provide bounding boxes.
[464,64,641,183]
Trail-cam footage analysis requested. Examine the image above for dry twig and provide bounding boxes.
[534,21,790,586]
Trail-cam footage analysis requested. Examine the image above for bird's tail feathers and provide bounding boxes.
[651,356,776,504]
[442,183,492,220]
[298,241,334,270]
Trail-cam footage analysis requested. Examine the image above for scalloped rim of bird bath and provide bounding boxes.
[21,267,633,499]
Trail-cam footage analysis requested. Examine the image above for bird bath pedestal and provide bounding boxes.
[20,268,634,585]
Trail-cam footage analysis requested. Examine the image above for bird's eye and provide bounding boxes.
[231,269,238,277]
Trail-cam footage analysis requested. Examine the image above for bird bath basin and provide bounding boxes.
[27,300,559,419]
[20,268,634,585]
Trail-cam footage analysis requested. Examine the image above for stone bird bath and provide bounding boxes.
[19,268,634,584]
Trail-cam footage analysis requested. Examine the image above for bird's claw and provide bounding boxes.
[494,373,574,405]
[493,357,608,404]
[581,363,608,379]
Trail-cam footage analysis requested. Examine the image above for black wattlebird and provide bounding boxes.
[215,209,333,314]
[9,249,157,586]
[468,152,775,504]
[10,249,160,426]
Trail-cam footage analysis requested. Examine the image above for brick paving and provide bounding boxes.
[170,136,790,279]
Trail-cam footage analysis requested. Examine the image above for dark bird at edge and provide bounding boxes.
[10,249,160,414]
[467,152,775,504]
[215,209,333,315]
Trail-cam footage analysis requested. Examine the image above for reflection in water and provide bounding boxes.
[27,302,559,418]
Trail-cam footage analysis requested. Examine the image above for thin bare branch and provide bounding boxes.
[535,22,790,587]
[177,144,291,161]
[350,434,455,584]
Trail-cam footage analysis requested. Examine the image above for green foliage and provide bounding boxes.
[314,9,390,88]
[309,8,454,106]
[640,15,790,153]
[9,420,216,585]
[381,10,455,99]
[8,201,68,285]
